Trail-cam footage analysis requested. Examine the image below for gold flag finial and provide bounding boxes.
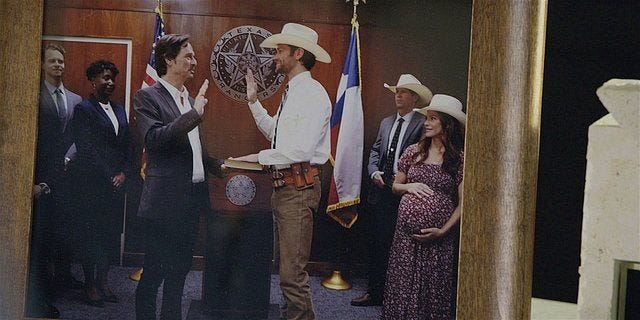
[155,0,164,20]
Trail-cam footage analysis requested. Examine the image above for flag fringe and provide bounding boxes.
[327,209,359,229]
[326,198,360,213]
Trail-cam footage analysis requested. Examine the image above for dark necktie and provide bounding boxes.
[54,88,66,123]
[383,117,404,186]
[272,84,289,149]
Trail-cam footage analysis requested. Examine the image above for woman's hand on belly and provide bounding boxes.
[403,182,434,199]
[411,227,445,243]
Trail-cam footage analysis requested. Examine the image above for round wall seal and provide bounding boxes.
[225,174,256,206]
[210,25,285,103]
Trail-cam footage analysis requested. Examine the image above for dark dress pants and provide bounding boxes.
[26,185,74,314]
[366,187,400,301]
[135,182,207,320]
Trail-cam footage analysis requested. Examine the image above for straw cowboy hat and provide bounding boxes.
[414,94,466,126]
[261,23,331,63]
[384,74,433,107]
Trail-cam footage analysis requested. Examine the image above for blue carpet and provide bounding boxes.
[53,265,381,319]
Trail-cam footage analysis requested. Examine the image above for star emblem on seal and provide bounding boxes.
[210,25,285,103]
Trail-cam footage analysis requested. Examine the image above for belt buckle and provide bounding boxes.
[273,179,286,188]
[271,170,284,179]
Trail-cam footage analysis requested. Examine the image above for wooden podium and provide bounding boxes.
[204,169,273,319]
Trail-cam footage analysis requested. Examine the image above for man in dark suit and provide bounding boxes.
[27,43,83,319]
[351,74,433,307]
[133,34,223,320]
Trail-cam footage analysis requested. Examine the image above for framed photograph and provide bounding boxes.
[0,1,546,319]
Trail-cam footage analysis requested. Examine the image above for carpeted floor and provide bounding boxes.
[53,265,381,320]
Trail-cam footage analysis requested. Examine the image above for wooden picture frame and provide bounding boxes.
[0,1,547,319]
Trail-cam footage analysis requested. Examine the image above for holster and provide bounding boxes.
[271,162,319,190]
[291,162,315,190]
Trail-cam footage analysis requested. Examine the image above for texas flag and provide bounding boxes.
[326,24,363,228]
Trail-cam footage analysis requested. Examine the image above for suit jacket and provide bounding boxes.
[35,82,82,190]
[134,82,222,219]
[70,96,134,232]
[71,96,133,187]
[366,112,425,205]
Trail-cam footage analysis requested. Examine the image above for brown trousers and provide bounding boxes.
[271,176,320,320]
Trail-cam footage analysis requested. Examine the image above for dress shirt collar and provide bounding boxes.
[158,78,188,102]
[44,80,65,95]
[395,110,415,123]
[98,101,111,109]
[286,71,311,91]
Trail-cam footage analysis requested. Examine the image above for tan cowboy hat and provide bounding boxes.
[260,23,331,63]
[384,74,433,107]
[414,94,466,126]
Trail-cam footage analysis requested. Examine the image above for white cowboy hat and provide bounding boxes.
[384,74,433,107]
[414,94,466,126]
[260,23,331,63]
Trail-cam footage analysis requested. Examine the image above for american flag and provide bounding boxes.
[326,21,364,228]
[141,9,165,88]
[139,7,165,180]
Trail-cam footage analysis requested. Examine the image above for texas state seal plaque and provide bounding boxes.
[210,25,285,103]
[225,174,257,206]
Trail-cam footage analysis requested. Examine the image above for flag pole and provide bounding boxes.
[321,0,366,291]
[130,0,164,282]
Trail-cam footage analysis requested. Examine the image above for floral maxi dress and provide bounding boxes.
[381,144,463,320]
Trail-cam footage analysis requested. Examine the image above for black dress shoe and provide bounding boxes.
[27,303,60,319]
[100,287,119,303]
[85,287,105,307]
[350,293,382,306]
[56,275,85,290]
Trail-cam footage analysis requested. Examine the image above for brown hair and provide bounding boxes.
[154,34,190,77]
[412,111,465,180]
[41,43,65,62]
[287,45,316,71]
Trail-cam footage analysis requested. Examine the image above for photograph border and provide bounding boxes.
[0,1,548,319]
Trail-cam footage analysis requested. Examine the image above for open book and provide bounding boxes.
[223,159,264,171]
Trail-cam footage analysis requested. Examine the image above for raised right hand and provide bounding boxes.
[245,68,258,104]
[193,79,209,116]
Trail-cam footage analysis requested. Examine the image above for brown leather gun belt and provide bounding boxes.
[270,162,320,189]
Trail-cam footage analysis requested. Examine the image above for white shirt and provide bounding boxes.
[99,101,119,135]
[44,81,68,114]
[158,78,205,183]
[388,111,415,173]
[248,71,331,169]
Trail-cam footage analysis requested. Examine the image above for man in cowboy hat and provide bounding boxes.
[351,74,433,307]
[236,22,332,320]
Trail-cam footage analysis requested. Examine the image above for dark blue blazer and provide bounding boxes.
[71,95,133,187]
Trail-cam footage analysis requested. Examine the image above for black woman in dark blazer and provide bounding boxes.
[71,60,133,307]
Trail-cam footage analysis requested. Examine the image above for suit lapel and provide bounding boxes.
[89,97,117,135]
[400,113,423,150]
[113,103,129,138]
[380,116,395,157]
[40,83,58,118]
[154,82,182,119]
